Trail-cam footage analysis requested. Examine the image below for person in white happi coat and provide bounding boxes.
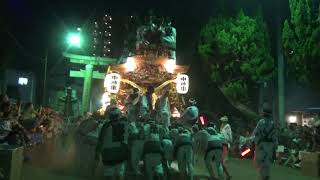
[175,128,194,180]
[253,107,277,180]
[219,116,232,180]
[128,121,145,176]
[125,88,140,122]
[155,89,171,129]
[142,122,165,180]
[160,127,174,170]
[205,127,225,180]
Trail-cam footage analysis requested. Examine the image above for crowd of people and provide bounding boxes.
[0,94,64,148]
[2,86,319,180]
[276,122,320,168]
[73,87,278,180]
[76,100,233,180]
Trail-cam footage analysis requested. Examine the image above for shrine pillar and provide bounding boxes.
[82,64,94,114]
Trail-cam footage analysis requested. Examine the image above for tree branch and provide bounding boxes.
[218,86,259,121]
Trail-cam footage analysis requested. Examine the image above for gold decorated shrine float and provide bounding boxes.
[102,54,189,117]
[101,15,190,117]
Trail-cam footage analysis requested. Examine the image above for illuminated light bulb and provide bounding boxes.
[68,33,81,47]
[163,59,176,73]
[125,57,136,72]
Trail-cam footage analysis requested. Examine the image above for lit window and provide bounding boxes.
[288,116,297,123]
[18,77,28,85]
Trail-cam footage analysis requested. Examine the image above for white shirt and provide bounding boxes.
[193,130,210,151]
[220,124,233,143]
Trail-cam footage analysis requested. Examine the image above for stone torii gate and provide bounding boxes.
[63,52,117,114]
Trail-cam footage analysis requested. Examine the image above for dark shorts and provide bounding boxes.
[101,145,128,166]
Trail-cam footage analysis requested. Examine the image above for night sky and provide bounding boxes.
[1,0,289,105]
[2,0,288,68]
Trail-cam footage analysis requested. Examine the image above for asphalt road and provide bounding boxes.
[20,133,317,180]
[21,146,316,180]
[21,158,317,180]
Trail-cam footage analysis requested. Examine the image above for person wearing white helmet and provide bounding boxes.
[125,88,140,122]
[155,89,171,129]
[253,106,277,180]
[205,127,225,180]
[174,127,194,180]
[179,99,199,126]
[219,115,232,180]
[95,106,129,180]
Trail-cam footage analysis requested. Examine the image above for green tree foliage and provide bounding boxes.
[198,11,274,107]
[282,0,320,89]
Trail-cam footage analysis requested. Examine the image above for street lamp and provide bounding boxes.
[67,33,81,47]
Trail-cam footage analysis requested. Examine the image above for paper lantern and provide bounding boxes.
[176,74,189,94]
[104,73,121,94]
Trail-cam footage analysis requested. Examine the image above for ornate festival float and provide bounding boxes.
[102,15,190,118]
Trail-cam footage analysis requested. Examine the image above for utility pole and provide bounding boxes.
[43,49,48,106]
[277,18,285,127]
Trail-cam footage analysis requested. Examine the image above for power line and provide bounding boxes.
[5,30,43,61]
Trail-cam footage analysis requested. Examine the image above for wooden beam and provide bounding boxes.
[92,71,106,79]
[69,70,105,79]
[63,52,117,65]
[69,70,84,78]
